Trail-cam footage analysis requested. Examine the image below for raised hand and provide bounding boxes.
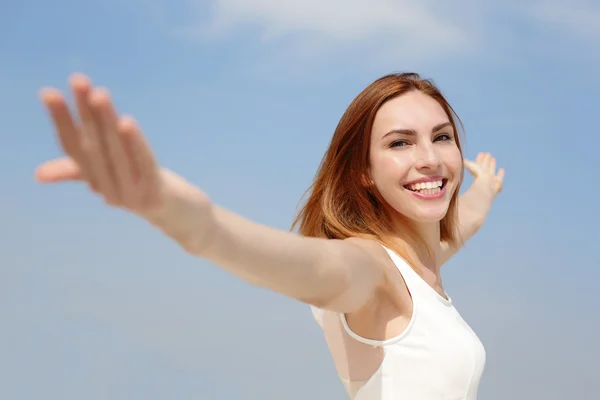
[463,152,505,203]
[37,73,166,212]
[37,74,212,247]
[457,152,505,227]
[438,152,505,263]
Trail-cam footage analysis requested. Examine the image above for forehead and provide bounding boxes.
[372,90,449,136]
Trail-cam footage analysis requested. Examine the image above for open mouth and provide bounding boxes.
[403,179,447,195]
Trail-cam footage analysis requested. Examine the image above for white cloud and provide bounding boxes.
[164,0,600,69]
[208,0,466,44]
[173,0,488,65]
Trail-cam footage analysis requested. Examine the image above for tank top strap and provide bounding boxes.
[381,244,453,306]
[380,245,422,288]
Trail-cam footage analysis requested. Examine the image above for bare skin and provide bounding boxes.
[36,74,504,339]
[439,153,504,265]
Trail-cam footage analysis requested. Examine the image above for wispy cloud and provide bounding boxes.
[207,0,467,44]
[162,0,600,70]
[170,0,486,66]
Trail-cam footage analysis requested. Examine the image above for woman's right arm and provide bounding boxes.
[141,171,386,313]
[37,74,386,315]
[173,201,385,313]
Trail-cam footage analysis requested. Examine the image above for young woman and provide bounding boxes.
[36,72,504,399]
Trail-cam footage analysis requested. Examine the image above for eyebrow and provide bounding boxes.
[382,122,452,139]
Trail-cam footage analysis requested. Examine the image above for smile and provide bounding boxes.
[403,178,448,199]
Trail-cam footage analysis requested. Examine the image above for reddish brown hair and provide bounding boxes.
[291,72,464,270]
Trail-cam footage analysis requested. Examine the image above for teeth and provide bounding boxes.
[418,187,441,195]
[407,180,443,191]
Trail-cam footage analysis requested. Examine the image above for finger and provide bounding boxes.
[476,152,484,165]
[35,157,82,183]
[71,74,118,201]
[463,159,479,177]
[489,155,496,174]
[119,116,160,208]
[496,168,505,192]
[89,88,135,203]
[481,152,491,169]
[39,89,89,168]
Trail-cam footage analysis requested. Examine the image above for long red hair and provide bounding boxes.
[291,73,464,270]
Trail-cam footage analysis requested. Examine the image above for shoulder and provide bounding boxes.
[312,236,407,315]
[343,237,411,312]
[342,237,396,275]
[342,237,389,258]
[341,237,407,302]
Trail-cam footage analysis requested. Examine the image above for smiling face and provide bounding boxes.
[369,90,463,224]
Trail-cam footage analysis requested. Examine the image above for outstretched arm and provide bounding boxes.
[36,74,386,314]
[439,152,505,266]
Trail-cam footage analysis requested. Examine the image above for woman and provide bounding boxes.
[36,72,504,399]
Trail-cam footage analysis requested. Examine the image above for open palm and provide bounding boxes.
[37,74,169,212]
[462,152,505,217]
[465,153,504,193]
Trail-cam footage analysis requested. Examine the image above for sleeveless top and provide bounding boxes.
[310,245,486,399]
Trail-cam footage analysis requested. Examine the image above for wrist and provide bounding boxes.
[139,171,216,252]
[461,186,494,214]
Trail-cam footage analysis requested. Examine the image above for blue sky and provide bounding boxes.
[1,0,599,399]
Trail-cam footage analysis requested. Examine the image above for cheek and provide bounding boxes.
[371,153,412,184]
[444,146,463,177]
[384,153,412,174]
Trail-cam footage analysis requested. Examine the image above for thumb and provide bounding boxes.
[35,157,83,183]
[463,159,480,177]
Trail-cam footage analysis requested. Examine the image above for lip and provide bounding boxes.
[409,185,447,200]
[403,175,446,186]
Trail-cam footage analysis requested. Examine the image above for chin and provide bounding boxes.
[387,204,449,226]
[394,202,451,225]
[408,211,449,224]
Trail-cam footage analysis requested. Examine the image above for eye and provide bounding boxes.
[390,140,410,148]
[434,133,453,142]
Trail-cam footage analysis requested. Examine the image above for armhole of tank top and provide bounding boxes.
[338,243,419,347]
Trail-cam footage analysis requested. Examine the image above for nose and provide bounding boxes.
[414,142,441,171]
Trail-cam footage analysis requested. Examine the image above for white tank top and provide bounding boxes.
[310,245,486,399]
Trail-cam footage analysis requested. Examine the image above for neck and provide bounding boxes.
[390,215,442,274]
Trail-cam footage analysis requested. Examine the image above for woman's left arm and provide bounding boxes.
[439,152,505,266]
